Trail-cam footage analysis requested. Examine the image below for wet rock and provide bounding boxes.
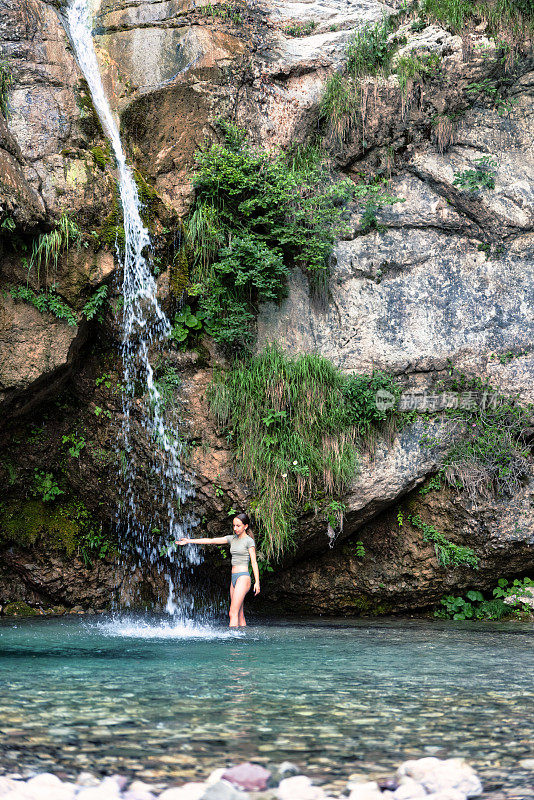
[76,772,101,787]
[347,782,382,800]
[396,758,483,798]
[222,763,271,791]
[2,602,37,617]
[159,783,207,800]
[392,777,427,798]
[127,780,159,796]
[277,775,325,800]
[201,780,249,800]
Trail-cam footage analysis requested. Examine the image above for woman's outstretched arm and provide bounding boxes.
[175,537,228,545]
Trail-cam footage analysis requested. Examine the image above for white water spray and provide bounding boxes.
[65,0,201,617]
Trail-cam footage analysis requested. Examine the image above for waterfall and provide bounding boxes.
[65,0,200,617]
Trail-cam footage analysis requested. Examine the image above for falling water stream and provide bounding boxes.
[65,0,200,618]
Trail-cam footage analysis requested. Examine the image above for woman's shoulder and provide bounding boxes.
[246,534,255,547]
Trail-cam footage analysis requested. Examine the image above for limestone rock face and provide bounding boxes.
[257,87,534,405]
[0,292,81,413]
[0,0,533,615]
[1,0,114,222]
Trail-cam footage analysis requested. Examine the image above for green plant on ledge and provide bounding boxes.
[184,121,356,352]
[208,345,403,558]
[435,577,534,620]
[32,471,65,503]
[408,513,479,569]
[7,285,77,326]
[62,433,86,458]
[435,367,532,502]
[29,214,82,283]
[453,157,497,192]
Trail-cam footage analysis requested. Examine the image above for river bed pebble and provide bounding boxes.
[0,757,489,800]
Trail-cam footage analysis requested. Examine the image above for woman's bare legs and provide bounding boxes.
[229,576,251,627]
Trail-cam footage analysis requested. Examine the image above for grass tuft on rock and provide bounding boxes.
[208,345,402,558]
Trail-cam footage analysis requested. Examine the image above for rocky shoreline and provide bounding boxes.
[0,757,490,800]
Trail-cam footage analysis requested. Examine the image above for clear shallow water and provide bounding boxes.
[0,616,532,794]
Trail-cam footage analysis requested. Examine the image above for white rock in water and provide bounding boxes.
[397,758,482,798]
[25,774,64,793]
[1,793,28,800]
[277,776,325,800]
[201,780,249,800]
[77,788,120,800]
[0,778,19,796]
[159,783,207,800]
[77,774,101,788]
[424,791,466,800]
[347,781,382,800]
[206,770,226,786]
[393,777,427,799]
[519,759,534,769]
[128,781,158,795]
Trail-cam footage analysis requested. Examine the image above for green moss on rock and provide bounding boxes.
[3,602,38,616]
[345,594,393,615]
[0,499,92,556]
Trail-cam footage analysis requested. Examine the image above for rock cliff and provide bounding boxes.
[0,0,532,615]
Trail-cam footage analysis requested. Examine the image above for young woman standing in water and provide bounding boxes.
[175,513,260,627]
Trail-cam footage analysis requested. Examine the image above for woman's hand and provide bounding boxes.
[175,538,189,546]
[254,582,260,596]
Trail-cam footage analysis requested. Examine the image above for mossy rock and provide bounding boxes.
[0,499,92,555]
[345,594,394,615]
[3,601,38,616]
[91,145,111,170]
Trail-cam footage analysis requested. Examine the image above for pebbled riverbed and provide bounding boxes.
[0,616,532,796]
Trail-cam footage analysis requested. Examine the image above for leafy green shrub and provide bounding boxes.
[435,577,534,619]
[82,285,108,321]
[208,345,402,558]
[62,433,86,458]
[170,304,212,348]
[155,362,182,413]
[453,157,497,192]
[185,122,355,350]
[436,369,532,501]
[8,285,77,326]
[343,370,402,436]
[33,471,64,503]
[408,513,479,569]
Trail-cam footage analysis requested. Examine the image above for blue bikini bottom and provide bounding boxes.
[231,571,250,587]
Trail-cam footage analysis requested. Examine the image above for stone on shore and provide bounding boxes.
[201,779,249,800]
[347,781,382,800]
[222,764,271,792]
[396,758,483,798]
[277,775,324,800]
[159,783,207,800]
[392,777,427,799]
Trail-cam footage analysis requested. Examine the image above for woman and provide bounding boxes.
[175,513,260,627]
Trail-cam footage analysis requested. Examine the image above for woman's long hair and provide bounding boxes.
[234,512,255,544]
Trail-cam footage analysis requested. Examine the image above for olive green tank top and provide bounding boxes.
[225,533,255,569]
